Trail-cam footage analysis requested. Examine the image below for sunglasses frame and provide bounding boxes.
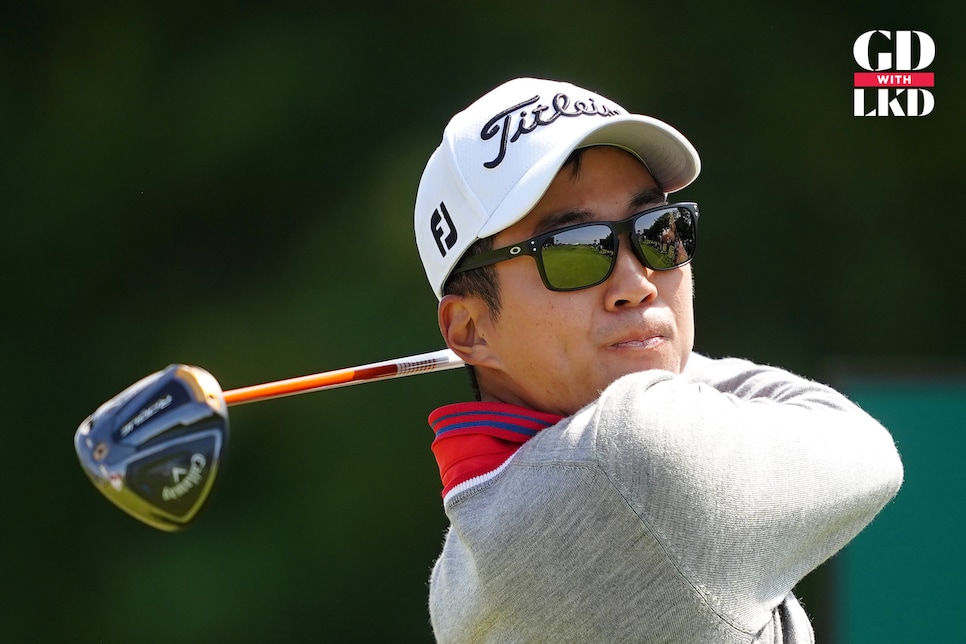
[451,202,699,292]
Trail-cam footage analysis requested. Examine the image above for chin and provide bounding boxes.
[614,351,676,376]
[598,364,650,393]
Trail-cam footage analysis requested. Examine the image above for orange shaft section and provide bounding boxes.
[220,349,465,407]
[223,364,398,406]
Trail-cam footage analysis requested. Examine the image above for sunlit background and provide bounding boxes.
[2,2,963,641]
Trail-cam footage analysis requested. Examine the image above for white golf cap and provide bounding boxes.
[414,77,701,299]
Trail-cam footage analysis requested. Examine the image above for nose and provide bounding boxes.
[603,236,658,309]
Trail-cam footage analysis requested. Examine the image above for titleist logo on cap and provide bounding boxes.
[480,93,622,169]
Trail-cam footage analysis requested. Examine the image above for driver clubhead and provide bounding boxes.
[74,364,228,532]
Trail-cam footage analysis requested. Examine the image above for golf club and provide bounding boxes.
[74,349,465,531]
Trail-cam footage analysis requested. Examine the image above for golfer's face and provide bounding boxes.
[481,146,695,416]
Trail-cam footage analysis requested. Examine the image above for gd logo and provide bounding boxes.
[853,30,935,117]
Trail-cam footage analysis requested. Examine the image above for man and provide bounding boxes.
[413,77,903,643]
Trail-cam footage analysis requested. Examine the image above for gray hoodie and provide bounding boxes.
[429,354,904,643]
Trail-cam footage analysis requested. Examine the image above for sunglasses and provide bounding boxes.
[452,202,699,292]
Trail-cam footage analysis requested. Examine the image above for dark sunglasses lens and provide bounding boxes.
[540,224,615,290]
[633,206,696,270]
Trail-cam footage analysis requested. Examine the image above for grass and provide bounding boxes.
[542,245,611,288]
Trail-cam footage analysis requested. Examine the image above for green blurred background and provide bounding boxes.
[2,1,963,641]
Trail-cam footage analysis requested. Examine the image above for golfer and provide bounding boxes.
[414,77,903,643]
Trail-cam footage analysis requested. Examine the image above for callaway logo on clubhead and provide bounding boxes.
[74,364,228,532]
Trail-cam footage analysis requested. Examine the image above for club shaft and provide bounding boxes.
[222,349,465,406]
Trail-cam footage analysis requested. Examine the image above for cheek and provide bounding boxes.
[675,277,695,316]
[496,256,544,294]
[496,282,590,357]
[670,269,696,344]
[664,266,694,309]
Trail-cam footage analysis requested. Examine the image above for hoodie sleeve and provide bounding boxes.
[593,354,903,632]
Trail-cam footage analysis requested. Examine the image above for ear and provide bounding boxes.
[438,294,501,369]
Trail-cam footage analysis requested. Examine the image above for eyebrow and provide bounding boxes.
[532,209,595,236]
[630,187,668,211]
[532,187,669,236]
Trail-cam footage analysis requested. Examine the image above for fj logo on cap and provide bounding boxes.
[481,93,621,169]
[853,30,935,116]
[431,202,458,257]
